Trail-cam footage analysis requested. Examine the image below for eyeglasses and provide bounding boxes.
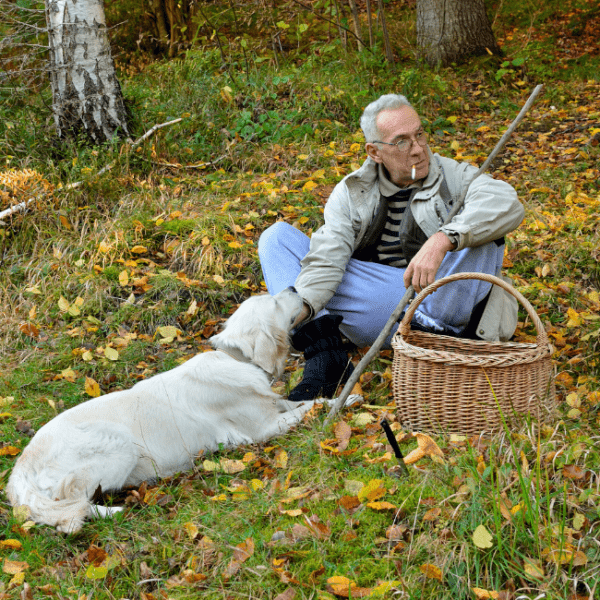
[372,131,428,153]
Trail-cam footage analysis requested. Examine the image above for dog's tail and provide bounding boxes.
[6,468,95,534]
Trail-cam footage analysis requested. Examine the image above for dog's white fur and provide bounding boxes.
[6,288,323,534]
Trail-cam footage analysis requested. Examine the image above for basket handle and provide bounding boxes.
[398,272,549,346]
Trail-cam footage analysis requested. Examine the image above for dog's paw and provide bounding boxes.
[343,394,364,407]
[56,518,85,534]
[90,504,124,519]
[317,394,364,408]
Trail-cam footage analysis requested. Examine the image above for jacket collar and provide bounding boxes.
[344,156,379,193]
[422,148,443,189]
[345,148,443,197]
[377,163,421,197]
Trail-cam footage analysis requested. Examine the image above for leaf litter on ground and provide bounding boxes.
[0,3,600,598]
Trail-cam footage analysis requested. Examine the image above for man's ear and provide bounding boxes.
[365,142,383,163]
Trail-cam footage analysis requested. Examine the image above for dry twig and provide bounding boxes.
[0,118,183,223]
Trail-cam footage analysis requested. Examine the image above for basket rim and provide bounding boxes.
[392,329,554,367]
[399,272,550,347]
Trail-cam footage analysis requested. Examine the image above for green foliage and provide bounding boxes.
[495,56,526,81]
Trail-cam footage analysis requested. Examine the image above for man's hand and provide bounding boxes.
[403,231,456,293]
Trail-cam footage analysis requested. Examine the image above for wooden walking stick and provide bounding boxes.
[324,84,544,426]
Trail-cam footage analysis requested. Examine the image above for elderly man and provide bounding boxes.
[259,94,524,401]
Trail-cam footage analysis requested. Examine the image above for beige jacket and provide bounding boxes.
[294,151,525,341]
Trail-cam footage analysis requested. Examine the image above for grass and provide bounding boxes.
[1,0,600,597]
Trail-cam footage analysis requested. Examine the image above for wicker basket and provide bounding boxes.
[391,272,556,435]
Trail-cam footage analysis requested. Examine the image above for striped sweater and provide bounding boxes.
[375,188,412,267]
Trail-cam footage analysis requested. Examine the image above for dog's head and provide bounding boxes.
[210,288,305,379]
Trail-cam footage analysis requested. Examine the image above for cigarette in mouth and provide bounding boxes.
[411,165,416,179]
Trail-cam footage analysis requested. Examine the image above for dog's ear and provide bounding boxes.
[250,328,287,379]
[210,323,286,379]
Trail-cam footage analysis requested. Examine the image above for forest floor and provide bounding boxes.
[0,1,599,599]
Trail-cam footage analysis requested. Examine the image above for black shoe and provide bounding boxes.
[288,314,354,401]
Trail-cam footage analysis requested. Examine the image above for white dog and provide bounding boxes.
[6,288,328,534]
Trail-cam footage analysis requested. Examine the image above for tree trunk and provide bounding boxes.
[347,0,364,52]
[417,0,501,67]
[151,0,170,47]
[147,0,195,56]
[45,0,129,143]
[377,0,394,63]
[365,0,374,48]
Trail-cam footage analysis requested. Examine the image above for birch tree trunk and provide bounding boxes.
[417,0,501,67]
[45,0,129,143]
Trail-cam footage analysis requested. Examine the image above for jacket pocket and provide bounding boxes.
[476,275,518,342]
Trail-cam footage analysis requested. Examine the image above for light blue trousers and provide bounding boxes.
[258,222,504,348]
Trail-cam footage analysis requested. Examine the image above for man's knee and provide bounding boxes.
[259,221,296,255]
[259,221,311,266]
[259,221,283,252]
[260,221,297,242]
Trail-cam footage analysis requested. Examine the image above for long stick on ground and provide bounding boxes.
[0,118,182,223]
[324,84,544,426]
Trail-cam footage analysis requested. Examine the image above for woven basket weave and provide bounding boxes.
[391,272,556,435]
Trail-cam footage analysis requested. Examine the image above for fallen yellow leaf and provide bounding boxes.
[542,545,587,565]
[183,522,199,540]
[220,459,246,474]
[86,564,108,580]
[104,347,119,361]
[523,558,544,580]
[58,296,70,312]
[419,563,442,581]
[0,446,21,456]
[357,479,386,503]
[326,575,372,598]
[566,307,584,327]
[274,449,288,468]
[85,377,101,398]
[8,571,25,589]
[280,508,303,517]
[12,505,31,523]
[472,524,493,549]
[472,588,499,599]
[367,501,397,511]
[352,412,374,427]
[156,325,179,339]
[2,559,29,575]
[60,367,77,382]
[404,432,445,465]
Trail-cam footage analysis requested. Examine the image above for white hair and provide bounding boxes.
[360,94,413,142]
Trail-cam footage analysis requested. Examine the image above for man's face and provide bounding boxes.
[365,106,430,187]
